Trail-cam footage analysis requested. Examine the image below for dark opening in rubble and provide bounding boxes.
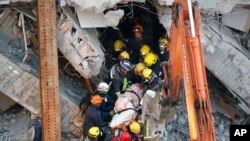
[98,1,166,69]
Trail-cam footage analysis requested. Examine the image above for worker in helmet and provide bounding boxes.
[112,131,132,141]
[127,62,145,84]
[118,51,130,61]
[158,37,169,62]
[126,24,153,64]
[104,60,134,104]
[128,121,143,141]
[85,127,100,141]
[142,68,158,89]
[140,44,151,57]
[95,82,115,122]
[114,40,126,53]
[80,94,109,140]
[144,52,161,77]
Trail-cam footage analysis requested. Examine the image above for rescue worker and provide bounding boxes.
[142,68,158,90]
[129,121,142,141]
[127,25,152,64]
[114,40,126,56]
[110,40,127,66]
[157,37,169,82]
[158,37,169,62]
[127,62,145,84]
[81,94,109,140]
[144,52,161,77]
[86,127,100,141]
[105,60,133,105]
[118,51,130,61]
[139,44,151,62]
[97,82,114,122]
[140,44,151,57]
[112,131,132,141]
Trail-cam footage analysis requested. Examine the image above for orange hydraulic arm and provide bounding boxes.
[167,0,215,140]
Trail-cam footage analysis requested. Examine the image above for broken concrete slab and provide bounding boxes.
[0,9,87,137]
[58,8,105,78]
[0,54,86,136]
[66,0,145,13]
[222,8,250,33]
[76,9,124,28]
[202,22,250,110]
[196,0,250,14]
[0,93,16,113]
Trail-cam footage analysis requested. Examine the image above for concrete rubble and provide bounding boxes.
[201,21,250,109]
[222,7,250,33]
[57,8,105,78]
[0,9,87,138]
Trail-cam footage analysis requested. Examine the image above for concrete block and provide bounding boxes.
[0,93,16,112]
[222,8,250,33]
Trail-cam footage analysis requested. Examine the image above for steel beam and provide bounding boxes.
[37,0,61,140]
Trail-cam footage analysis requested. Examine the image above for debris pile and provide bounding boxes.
[160,110,232,141]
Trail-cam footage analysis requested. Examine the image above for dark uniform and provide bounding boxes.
[127,35,152,64]
[104,64,127,105]
[144,72,158,90]
[83,105,108,137]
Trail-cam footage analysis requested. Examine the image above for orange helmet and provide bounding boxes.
[133,25,143,33]
[91,95,102,105]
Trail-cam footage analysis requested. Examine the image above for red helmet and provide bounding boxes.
[112,136,119,141]
[120,131,131,141]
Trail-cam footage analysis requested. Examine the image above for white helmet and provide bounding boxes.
[98,82,110,93]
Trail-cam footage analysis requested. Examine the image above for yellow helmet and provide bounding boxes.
[142,68,153,79]
[88,127,100,138]
[119,51,130,60]
[134,63,145,75]
[129,121,141,134]
[140,45,151,56]
[114,40,125,52]
[133,25,143,33]
[159,38,169,48]
[144,53,158,66]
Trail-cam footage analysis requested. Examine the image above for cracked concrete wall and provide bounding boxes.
[0,54,84,136]
[0,10,86,137]
[202,22,250,107]
[57,10,105,78]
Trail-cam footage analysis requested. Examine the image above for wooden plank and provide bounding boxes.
[37,0,61,140]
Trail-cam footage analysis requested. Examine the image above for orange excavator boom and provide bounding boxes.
[167,0,215,140]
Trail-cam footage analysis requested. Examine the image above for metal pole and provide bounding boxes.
[37,0,62,140]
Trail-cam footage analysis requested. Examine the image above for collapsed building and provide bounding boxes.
[0,0,249,140]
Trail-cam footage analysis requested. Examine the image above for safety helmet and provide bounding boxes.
[140,45,151,56]
[98,82,109,94]
[119,51,130,60]
[120,131,131,141]
[142,68,153,79]
[159,38,169,49]
[134,63,145,75]
[144,53,158,66]
[114,40,125,52]
[88,127,100,138]
[133,25,143,33]
[129,121,141,134]
[91,95,102,105]
[120,60,132,71]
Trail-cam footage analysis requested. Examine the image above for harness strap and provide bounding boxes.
[126,90,141,106]
[114,108,137,115]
